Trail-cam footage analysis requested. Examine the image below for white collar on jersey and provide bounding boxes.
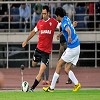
[43,18,50,22]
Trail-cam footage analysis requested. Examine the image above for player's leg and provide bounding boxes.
[58,43,65,60]
[66,77,72,84]
[42,63,50,85]
[43,58,65,92]
[30,50,49,91]
[63,44,72,84]
[32,48,40,67]
[45,63,50,85]
[64,63,81,92]
[30,63,46,92]
[64,46,81,91]
[65,63,78,85]
[57,43,66,83]
[50,59,65,88]
[29,48,42,91]
[41,65,46,85]
[32,61,38,67]
[65,63,72,84]
[42,72,46,85]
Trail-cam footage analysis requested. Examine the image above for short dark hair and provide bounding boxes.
[42,5,49,13]
[55,7,66,17]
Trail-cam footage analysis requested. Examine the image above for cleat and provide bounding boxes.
[42,80,46,85]
[29,88,34,92]
[66,78,72,84]
[43,86,54,92]
[73,83,81,92]
[46,81,50,85]
[56,78,59,83]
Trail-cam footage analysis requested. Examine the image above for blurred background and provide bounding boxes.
[0,0,100,68]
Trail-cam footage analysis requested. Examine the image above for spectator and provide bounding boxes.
[10,4,20,30]
[41,0,49,6]
[19,3,31,32]
[0,0,8,31]
[75,3,86,31]
[76,3,85,7]
[96,1,100,30]
[87,2,94,31]
[49,0,56,18]
[42,62,50,85]
[10,1,20,8]
[62,3,75,21]
[57,0,61,7]
[32,0,42,28]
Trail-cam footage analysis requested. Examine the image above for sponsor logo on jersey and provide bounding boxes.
[71,36,78,44]
[41,30,51,34]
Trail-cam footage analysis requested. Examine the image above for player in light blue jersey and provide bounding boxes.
[43,7,81,92]
[61,16,80,48]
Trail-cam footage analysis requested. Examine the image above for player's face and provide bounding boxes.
[56,15,61,22]
[42,9,49,21]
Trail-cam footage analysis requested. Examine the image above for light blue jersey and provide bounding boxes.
[61,16,80,48]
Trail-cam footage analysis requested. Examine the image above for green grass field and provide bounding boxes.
[0,90,100,100]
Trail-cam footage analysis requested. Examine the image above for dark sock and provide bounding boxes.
[31,79,39,90]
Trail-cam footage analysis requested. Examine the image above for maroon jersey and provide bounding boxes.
[35,18,58,53]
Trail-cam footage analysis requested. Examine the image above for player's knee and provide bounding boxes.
[32,64,35,67]
[60,47,64,53]
[32,61,37,67]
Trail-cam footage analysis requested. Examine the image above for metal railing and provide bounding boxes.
[0,0,100,32]
[0,0,100,68]
[0,31,100,68]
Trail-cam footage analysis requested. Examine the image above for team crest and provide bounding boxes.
[49,22,52,26]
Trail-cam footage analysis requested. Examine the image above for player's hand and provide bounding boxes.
[56,32,62,40]
[73,21,78,27]
[56,34,60,40]
[68,37,72,43]
[22,41,27,48]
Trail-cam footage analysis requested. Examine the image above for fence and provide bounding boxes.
[0,0,100,32]
[0,0,100,68]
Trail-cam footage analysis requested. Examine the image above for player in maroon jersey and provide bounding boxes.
[22,5,60,92]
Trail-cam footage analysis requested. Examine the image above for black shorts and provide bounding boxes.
[33,48,49,66]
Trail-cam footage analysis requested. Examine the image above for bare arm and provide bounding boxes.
[66,21,78,43]
[66,27,72,43]
[22,29,36,48]
[73,21,78,27]
[56,21,77,41]
[56,32,63,40]
[56,25,63,40]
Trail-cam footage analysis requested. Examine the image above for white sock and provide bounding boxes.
[50,72,59,89]
[68,70,78,85]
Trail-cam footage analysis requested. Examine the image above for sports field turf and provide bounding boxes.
[0,90,100,100]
